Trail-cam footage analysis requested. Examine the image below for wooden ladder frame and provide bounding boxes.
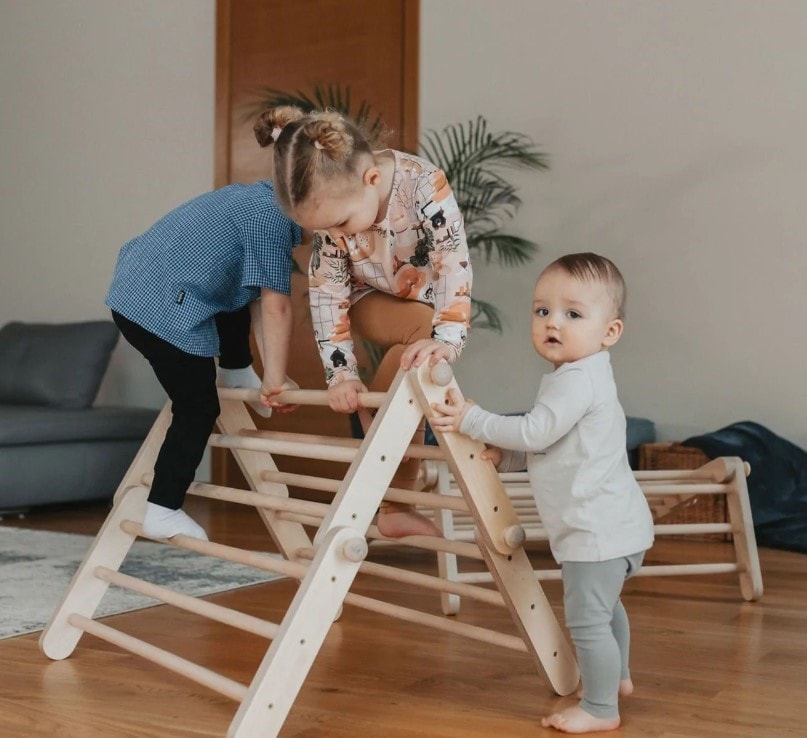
[40,362,579,737]
[431,458,763,616]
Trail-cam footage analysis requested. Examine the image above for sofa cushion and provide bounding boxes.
[0,405,158,446]
[626,416,655,451]
[0,321,119,409]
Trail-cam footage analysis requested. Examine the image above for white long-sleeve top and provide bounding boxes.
[460,351,654,563]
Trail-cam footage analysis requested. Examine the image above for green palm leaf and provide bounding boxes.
[470,298,504,333]
[421,116,547,267]
[245,85,386,145]
[468,233,537,266]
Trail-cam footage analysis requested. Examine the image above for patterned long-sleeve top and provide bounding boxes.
[309,150,473,386]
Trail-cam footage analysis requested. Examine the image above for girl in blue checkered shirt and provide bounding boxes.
[106,127,302,541]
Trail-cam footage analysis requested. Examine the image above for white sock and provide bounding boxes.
[216,366,272,418]
[143,502,208,541]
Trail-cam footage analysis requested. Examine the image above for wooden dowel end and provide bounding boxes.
[503,524,526,550]
[429,362,454,387]
[342,537,369,563]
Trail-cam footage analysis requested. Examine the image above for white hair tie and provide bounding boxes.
[314,140,325,150]
[270,126,282,142]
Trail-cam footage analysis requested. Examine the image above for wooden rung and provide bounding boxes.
[68,614,248,702]
[210,431,446,465]
[277,511,324,528]
[500,466,732,485]
[291,517,485,560]
[456,561,741,584]
[450,513,541,525]
[635,466,730,483]
[362,528,484,560]
[240,429,447,461]
[654,523,733,536]
[120,521,309,580]
[209,432,359,464]
[260,469,470,513]
[455,478,730,497]
[185,481,329,519]
[632,562,740,577]
[639,483,730,496]
[342,592,527,652]
[451,522,733,539]
[217,386,387,408]
[94,567,280,639]
[295,548,505,607]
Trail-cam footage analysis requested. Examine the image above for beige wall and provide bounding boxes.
[422,0,807,449]
[0,0,215,409]
[1,1,805,453]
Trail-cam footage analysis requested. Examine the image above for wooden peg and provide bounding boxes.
[342,537,369,563]
[503,524,526,549]
[430,361,454,387]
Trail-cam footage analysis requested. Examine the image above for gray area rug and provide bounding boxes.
[0,527,285,639]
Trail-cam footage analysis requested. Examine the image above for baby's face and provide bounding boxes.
[531,268,622,368]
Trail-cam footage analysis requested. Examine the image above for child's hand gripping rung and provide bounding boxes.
[409,361,526,555]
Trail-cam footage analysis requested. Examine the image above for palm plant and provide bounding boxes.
[420,117,547,330]
[247,85,548,332]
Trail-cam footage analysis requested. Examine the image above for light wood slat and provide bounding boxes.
[68,614,248,702]
[94,567,280,639]
[217,386,387,408]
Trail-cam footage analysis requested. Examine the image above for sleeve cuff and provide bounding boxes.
[460,404,484,436]
[327,368,362,387]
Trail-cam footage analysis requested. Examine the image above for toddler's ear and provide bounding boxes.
[602,318,624,348]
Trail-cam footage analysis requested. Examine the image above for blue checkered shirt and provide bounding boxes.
[106,181,301,356]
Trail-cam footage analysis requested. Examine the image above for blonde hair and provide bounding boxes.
[543,252,627,319]
[254,105,375,213]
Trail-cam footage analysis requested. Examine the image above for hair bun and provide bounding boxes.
[304,111,353,160]
[253,105,305,148]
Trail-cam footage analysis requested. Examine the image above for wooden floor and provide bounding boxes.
[1,497,806,738]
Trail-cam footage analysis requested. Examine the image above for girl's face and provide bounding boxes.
[531,268,623,368]
[291,162,385,241]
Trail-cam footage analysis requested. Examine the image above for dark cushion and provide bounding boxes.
[0,405,158,445]
[626,416,655,451]
[0,321,119,409]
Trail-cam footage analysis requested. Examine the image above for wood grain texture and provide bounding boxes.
[2,498,804,737]
[211,0,421,494]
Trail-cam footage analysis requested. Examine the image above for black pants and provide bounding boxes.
[112,307,253,509]
[214,307,253,369]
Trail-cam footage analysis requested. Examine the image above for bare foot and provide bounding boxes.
[541,705,620,734]
[577,677,634,699]
[376,510,442,538]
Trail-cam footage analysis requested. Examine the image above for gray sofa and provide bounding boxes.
[0,321,158,511]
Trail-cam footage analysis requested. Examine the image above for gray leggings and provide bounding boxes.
[561,551,645,719]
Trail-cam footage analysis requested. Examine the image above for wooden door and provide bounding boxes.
[213,0,419,490]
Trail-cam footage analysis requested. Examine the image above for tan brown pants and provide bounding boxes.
[349,292,433,495]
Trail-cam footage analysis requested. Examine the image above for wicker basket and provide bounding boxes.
[638,442,730,540]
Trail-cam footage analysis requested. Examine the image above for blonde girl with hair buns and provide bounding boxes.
[255,106,473,539]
